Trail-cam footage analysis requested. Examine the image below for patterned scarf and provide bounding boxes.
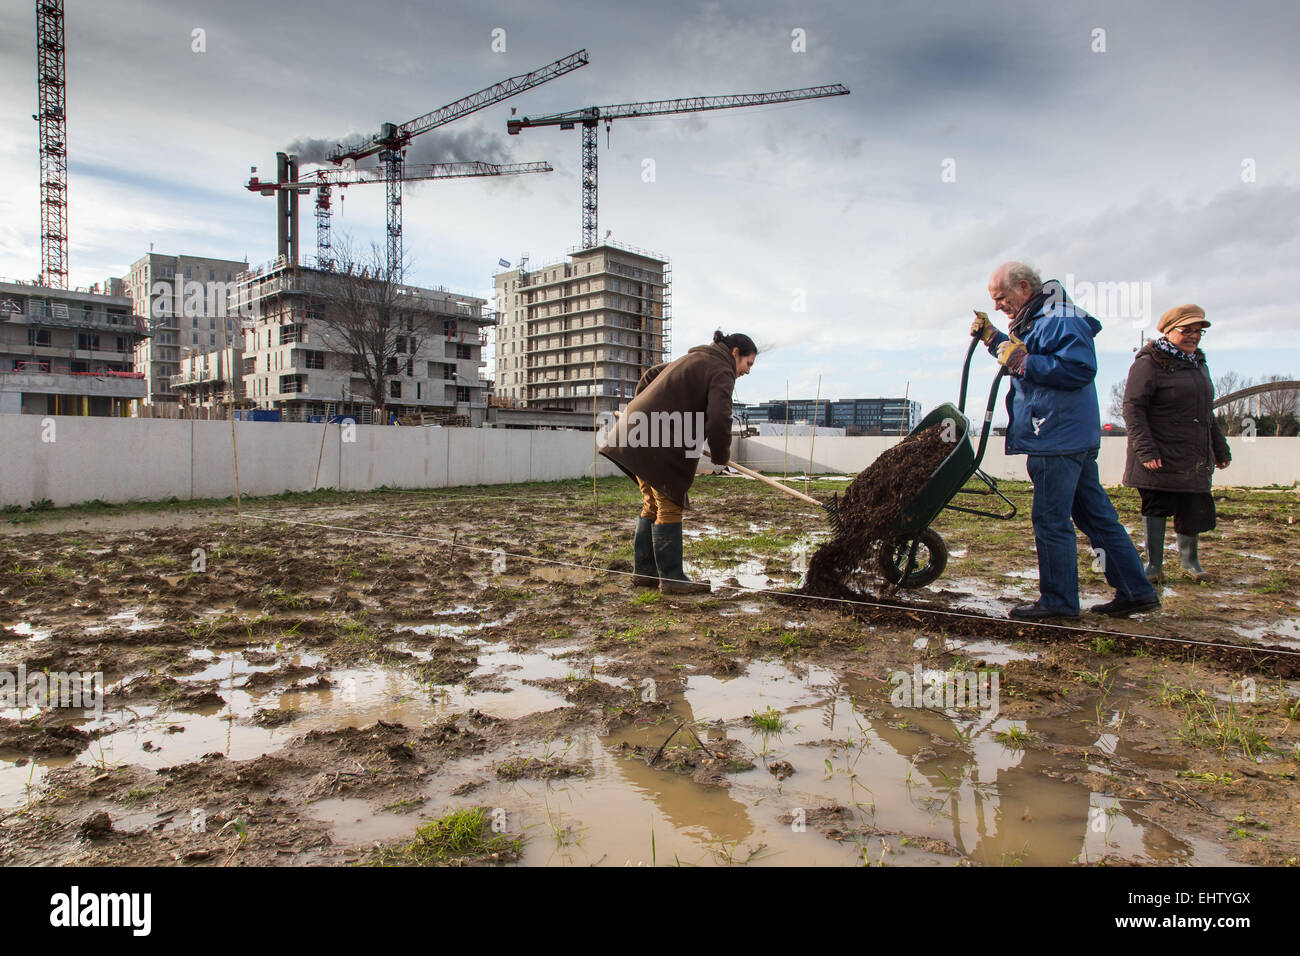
[1155,336,1203,365]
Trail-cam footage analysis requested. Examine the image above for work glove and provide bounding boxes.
[996,335,1028,377]
[970,309,999,346]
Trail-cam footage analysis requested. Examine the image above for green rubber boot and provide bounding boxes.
[651,523,711,595]
[1178,533,1210,582]
[632,517,658,587]
[1142,515,1166,583]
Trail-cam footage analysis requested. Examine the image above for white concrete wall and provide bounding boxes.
[737,434,1300,488]
[0,415,620,507]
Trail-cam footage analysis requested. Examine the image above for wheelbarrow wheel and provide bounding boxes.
[877,527,948,588]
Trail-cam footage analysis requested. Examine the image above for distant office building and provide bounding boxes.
[747,397,921,434]
[0,278,147,415]
[120,252,249,408]
[493,241,670,414]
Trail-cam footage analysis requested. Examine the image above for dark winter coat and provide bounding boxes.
[599,341,736,508]
[986,280,1105,456]
[1122,340,1231,493]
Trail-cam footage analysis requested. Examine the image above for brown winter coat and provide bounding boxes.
[1122,340,1231,493]
[599,341,736,508]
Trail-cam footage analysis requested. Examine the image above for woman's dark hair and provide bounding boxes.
[713,330,757,357]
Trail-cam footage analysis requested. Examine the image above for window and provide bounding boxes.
[456,386,470,403]
[77,332,101,350]
[456,344,472,360]
[385,357,398,375]
[209,334,216,346]
[27,328,51,347]
[390,380,401,398]
[304,350,325,369]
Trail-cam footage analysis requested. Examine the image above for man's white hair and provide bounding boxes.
[998,261,1042,291]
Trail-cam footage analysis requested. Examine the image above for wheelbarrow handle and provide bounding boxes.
[958,332,981,415]
[726,462,826,507]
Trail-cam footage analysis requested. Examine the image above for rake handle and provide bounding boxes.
[726,462,826,507]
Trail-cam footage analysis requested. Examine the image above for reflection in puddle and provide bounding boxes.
[0,636,1240,866]
[375,660,1234,867]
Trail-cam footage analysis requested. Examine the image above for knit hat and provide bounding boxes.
[1157,304,1210,334]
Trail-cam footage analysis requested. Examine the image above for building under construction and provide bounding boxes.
[0,278,147,415]
[233,257,492,424]
[493,242,670,415]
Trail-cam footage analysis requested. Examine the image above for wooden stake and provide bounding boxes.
[805,375,821,495]
[783,380,789,481]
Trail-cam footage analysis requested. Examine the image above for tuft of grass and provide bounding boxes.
[1176,696,1272,760]
[995,725,1033,749]
[751,707,787,734]
[1092,635,1116,656]
[371,808,522,866]
[337,615,379,644]
[632,591,660,606]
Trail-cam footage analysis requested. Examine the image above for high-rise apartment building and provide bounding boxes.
[120,252,249,407]
[493,242,670,414]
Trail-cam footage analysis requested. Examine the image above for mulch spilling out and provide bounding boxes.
[801,424,953,597]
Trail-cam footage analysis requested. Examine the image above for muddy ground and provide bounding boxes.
[0,476,1297,867]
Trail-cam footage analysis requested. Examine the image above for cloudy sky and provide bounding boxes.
[1,0,1297,421]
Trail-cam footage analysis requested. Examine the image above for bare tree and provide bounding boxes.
[1257,373,1299,435]
[306,239,430,422]
[1213,370,1251,435]
[1106,378,1126,423]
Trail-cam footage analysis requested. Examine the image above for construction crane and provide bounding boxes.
[246,157,553,271]
[507,83,850,249]
[34,0,67,288]
[324,49,588,281]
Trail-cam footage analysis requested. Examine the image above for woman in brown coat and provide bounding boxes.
[1122,304,1231,582]
[600,330,757,594]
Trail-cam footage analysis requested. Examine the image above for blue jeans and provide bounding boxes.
[1025,450,1157,614]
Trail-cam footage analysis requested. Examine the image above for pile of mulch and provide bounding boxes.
[800,423,953,598]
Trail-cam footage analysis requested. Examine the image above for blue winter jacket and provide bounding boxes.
[987,280,1104,456]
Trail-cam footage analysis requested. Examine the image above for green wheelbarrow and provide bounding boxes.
[875,335,1018,588]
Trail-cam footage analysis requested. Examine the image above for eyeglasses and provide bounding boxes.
[1174,327,1207,336]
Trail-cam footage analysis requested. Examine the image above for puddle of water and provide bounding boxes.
[944,638,1039,665]
[379,661,1235,867]
[695,559,781,591]
[720,603,765,616]
[1231,619,1300,649]
[307,797,420,846]
[2,622,52,642]
[397,611,514,638]
[682,525,721,540]
[1004,569,1040,580]
[85,608,162,635]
